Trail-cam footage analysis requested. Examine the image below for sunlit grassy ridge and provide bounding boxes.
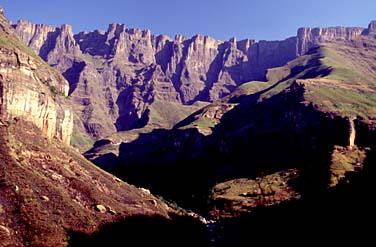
[177,36,376,131]
[0,28,41,60]
[148,100,208,129]
[302,39,376,121]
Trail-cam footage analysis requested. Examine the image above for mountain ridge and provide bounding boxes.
[85,30,376,218]
[12,17,373,150]
[1,5,376,245]
[0,9,211,246]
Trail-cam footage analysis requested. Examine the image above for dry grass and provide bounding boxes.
[210,169,300,219]
[0,120,171,246]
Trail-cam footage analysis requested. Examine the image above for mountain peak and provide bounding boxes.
[107,23,125,33]
[367,20,376,35]
[60,23,73,34]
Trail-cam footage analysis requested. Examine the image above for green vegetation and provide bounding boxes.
[237,38,376,122]
[156,195,193,214]
[70,125,95,152]
[329,146,368,187]
[210,169,300,219]
[0,27,42,61]
[179,116,217,132]
[305,84,376,119]
[147,100,206,129]
[321,45,375,83]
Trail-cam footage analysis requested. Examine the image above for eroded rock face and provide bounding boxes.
[13,20,299,141]
[0,47,73,144]
[13,19,374,145]
[365,20,376,36]
[297,26,364,55]
[0,13,73,144]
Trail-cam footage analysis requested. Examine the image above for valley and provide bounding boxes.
[0,4,375,246]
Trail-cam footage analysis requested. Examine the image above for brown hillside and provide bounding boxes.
[0,120,174,246]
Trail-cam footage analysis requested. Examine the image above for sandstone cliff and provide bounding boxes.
[12,16,375,149]
[13,20,298,147]
[0,10,209,246]
[88,33,376,220]
[0,13,73,144]
[364,20,376,36]
[297,26,364,55]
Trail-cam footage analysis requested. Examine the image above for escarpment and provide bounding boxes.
[297,26,364,55]
[1,10,211,247]
[0,13,73,144]
[13,18,373,148]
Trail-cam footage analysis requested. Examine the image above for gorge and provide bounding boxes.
[13,19,369,151]
[1,5,376,246]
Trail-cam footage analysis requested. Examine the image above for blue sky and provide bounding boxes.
[1,0,375,41]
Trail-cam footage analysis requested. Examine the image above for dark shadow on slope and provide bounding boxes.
[214,82,347,185]
[228,47,332,104]
[189,42,228,103]
[62,61,86,95]
[95,81,350,214]
[39,30,59,60]
[173,107,206,129]
[113,128,222,213]
[74,29,110,57]
[215,147,376,246]
[68,214,210,247]
[155,39,173,73]
[91,152,120,173]
[115,87,150,131]
[170,39,192,104]
[91,46,346,213]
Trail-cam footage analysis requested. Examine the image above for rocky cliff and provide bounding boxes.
[0,9,209,246]
[297,26,364,55]
[85,30,376,216]
[0,12,73,144]
[365,20,376,36]
[12,17,374,150]
[12,20,299,148]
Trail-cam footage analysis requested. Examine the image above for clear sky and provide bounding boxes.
[1,0,375,41]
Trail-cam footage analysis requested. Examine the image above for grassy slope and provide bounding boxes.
[173,37,376,211]
[0,22,40,61]
[84,100,208,158]
[210,169,300,219]
[147,100,208,129]
[177,36,376,131]
[302,39,376,120]
[0,14,65,84]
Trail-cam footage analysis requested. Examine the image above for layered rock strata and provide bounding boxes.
[13,17,372,144]
[0,13,73,144]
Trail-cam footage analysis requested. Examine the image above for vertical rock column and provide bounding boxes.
[348,117,356,150]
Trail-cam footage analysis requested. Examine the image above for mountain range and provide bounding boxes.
[13,18,370,151]
[1,5,376,246]
[0,8,209,247]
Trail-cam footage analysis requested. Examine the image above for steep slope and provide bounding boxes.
[0,12,72,144]
[86,25,376,216]
[0,9,208,246]
[13,18,365,150]
[0,120,172,247]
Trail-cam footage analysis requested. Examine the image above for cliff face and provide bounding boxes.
[297,26,364,55]
[87,34,376,217]
[365,20,376,36]
[0,11,209,247]
[0,14,73,144]
[12,18,374,148]
[13,20,298,145]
